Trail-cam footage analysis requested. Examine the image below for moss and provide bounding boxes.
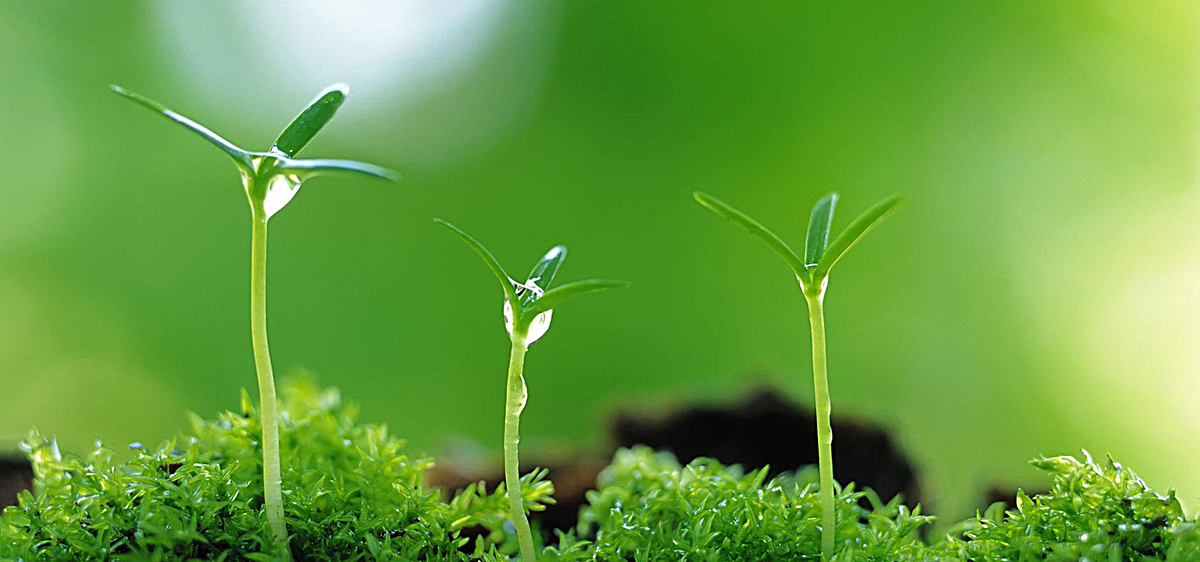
[570,446,932,562]
[3,383,1196,562]
[0,378,553,561]
[942,453,1200,561]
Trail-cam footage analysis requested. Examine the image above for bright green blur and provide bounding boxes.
[1,0,1198,520]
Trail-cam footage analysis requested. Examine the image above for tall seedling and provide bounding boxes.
[694,191,903,561]
[114,84,397,559]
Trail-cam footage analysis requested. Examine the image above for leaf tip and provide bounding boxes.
[877,192,907,218]
[304,83,349,110]
[108,84,144,104]
[433,218,473,240]
[596,278,633,291]
[376,166,402,183]
[693,191,724,212]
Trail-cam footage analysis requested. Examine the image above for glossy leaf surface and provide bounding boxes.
[804,192,838,267]
[272,84,348,158]
[812,193,905,281]
[519,246,567,306]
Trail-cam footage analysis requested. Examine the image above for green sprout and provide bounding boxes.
[112,84,397,559]
[693,190,903,561]
[436,219,628,562]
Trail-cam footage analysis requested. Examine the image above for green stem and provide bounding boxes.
[251,210,291,560]
[805,289,835,561]
[504,339,538,562]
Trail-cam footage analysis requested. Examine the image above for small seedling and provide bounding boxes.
[112,84,397,559]
[694,190,903,561]
[436,219,628,562]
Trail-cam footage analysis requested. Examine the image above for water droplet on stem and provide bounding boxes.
[504,300,552,345]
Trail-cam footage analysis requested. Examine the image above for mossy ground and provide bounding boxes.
[2,381,1196,562]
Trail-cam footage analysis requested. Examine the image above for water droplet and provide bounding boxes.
[504,300,552,345]
[261,173,302,219]
[514,375,528,416]
[245,155,303,219]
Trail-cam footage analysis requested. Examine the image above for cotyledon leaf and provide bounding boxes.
[434,219,519,306]
[693,191,807,280]
[521,279,631,320]
[804,192,838,267]
[280,158,399,182]
[812,193,905,281]
[110,85,253,171]
[519,246,567,307]
[272,83,348,158]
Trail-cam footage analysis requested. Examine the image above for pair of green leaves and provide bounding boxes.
[694,191,904,294]
[111,83,399,189]
[434,219,629,337]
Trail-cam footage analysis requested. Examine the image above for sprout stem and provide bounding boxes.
[250,210,291,560]
[504,338,538,562]
[805,288,835,561]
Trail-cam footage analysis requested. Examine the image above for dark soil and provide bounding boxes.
[613,388,921,503]
[0,455,33,510]
[429,386,924,535]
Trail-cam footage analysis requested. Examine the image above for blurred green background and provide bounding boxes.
[2,1,1197,518]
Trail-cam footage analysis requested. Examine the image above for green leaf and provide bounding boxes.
[280,158,399,182]
[522,279,630,320]
[804,192,838,267]
[434,219,518,305]
[693,191,807,280]
[519,246,567,306]
[812,193,904,281]
[272,83,348,158]
[110,85,252,170]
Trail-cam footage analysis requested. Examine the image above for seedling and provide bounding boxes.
[436,219,628,562]
[112,84,397,559]
[694,190,903,561]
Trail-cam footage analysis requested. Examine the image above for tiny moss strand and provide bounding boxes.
[805,289,835,561]
[250,208,291,560]
[504,337,538,562]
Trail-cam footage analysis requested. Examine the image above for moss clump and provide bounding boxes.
[569,446,932,562]
[0,378,553,561]
[943,452,1200,561]
[3,384,1197,562]
[564,447,1199,562]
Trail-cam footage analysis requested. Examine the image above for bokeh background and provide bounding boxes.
[2,1,1197,518]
